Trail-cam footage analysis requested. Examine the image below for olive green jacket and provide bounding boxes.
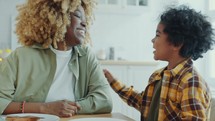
[0,45,112,114]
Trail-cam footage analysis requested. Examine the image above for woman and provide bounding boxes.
[0,0,112,117]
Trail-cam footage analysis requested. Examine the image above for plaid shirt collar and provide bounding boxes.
[149,58,192,84]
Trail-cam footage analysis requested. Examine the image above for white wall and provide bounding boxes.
[90,11,156,61]
[0,0,24,48]
[90,0,215,87]
[91,0,178,61]
[90,0,209,71]
[0,0,213,82]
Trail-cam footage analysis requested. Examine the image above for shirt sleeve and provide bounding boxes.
[75,46,113,114]
[110,80,143,111]
[180,75,211,120]
[0,52,17,114]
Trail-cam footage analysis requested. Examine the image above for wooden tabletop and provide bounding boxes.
[60,112,135,121]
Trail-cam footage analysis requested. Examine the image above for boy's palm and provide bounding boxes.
[103,69,115,83]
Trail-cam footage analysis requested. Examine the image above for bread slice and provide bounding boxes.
[6,116,41,121]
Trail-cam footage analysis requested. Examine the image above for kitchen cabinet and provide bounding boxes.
[100,60,158,121]
[206,0,215,17]
[96,0,149,14]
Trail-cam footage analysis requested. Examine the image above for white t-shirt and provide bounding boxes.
[45,46,75,102]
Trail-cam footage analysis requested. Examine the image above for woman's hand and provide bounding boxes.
[103,69,116,84]
[41,100,81,117]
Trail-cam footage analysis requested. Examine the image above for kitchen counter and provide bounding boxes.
[99,60,159,66]
[60,113,135,121]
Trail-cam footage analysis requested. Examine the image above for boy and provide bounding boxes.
[104,5,215,121]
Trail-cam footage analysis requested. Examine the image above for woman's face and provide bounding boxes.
[65,5,86,48]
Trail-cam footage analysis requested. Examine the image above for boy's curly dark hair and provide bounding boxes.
[160,5,215,60]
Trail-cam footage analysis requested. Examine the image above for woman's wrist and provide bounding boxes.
[39,102,47,114]
[24,102,47,114]
[20,101,26,113]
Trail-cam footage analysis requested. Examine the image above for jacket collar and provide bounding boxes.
[31,44,87,57]
[72,45,87,57]
[31,44,88,82]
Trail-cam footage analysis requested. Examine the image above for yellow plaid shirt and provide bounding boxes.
[110,59,211,121]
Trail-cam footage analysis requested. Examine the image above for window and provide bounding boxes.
[209,51,215,78]
[209,22,215,79]
[209,0,215,10]
[207,0,215,20]
[206,0,215,80]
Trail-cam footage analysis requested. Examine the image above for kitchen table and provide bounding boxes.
[60,112,135,121]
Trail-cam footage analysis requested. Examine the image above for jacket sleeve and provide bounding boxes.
[75,46,113,114]
[0,52,17,114]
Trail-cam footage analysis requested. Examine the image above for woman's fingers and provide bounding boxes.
[62,100,81,115]
[62,107,76,117]
[45,100,81,117]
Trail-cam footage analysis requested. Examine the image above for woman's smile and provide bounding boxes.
[76,28,86,38]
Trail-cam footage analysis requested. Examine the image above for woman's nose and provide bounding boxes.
[81,21,86,27]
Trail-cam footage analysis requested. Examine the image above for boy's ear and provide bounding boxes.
[173,43,183,51]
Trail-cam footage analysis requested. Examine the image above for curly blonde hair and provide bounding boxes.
[16,0,96,49]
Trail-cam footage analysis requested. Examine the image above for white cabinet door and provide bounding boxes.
[101,64,157,121]
[127,65,156,92]
[126,66,156,120]
[98,0,148,6]
[102,65,140,119]
[102,65,141,120]
[101,63,158,121]
[96,0,149,14]
[101,65,128,113]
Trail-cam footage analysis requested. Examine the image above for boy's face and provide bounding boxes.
[151,23,179,61]
[64,5,86,48]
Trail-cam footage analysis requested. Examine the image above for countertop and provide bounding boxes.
[60,113,135,121]
[99,60,159,66]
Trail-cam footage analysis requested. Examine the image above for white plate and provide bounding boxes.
[4,113,60,121]
[70,117,126,121]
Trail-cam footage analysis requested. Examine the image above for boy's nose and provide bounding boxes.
[151,38,155,43]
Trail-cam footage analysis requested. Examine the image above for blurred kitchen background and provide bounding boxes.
[0,0,215,120]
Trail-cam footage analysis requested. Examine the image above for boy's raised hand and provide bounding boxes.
[103,69,116,84]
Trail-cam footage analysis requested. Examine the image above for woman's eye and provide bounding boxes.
[73,12,81,18]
